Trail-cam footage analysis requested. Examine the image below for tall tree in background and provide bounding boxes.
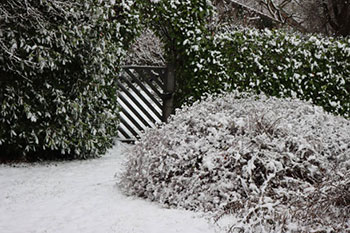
[213,0,350,36]
[260,0,350,36]
[303,0,350,36]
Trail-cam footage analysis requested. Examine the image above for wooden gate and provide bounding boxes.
[117,65,175,141]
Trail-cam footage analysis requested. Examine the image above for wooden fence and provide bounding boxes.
[117,65,175,141]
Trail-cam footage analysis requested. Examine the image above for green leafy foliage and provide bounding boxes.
[136,0,227,108]
[0,0,139,161]
[134,2,350,118]
[217,28,350,117]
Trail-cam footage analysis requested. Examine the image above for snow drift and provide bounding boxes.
[119,92,350,232]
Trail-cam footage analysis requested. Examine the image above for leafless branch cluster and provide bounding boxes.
[213,0,350,36]
[212,0,283,29]
[290,170,350,231]
[122,28,165,66]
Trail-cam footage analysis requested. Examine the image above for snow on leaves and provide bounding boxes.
[119,92,350,232]
[0,0,139,160]
[136,0,227,107]
[216,28,350,118]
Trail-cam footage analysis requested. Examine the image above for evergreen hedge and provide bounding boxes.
[135,3,350,117]
[136,0,227,108]
[2,0,349,161]
[217,28,350,117]
[0,0,139,161]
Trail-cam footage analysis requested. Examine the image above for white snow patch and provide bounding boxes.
[0,142,220,233]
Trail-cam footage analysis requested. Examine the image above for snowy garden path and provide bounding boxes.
[0,142,219,233]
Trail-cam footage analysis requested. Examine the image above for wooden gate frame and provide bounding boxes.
[117,64,175,141]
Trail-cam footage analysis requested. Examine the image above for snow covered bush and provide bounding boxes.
[136,0,228,108]
[0,0,139,161]
[217,28,350,118]
[119,92,350,232]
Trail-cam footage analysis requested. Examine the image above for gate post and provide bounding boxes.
[162,63,175,122]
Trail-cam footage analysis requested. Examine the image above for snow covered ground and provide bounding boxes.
[0,142,220,233]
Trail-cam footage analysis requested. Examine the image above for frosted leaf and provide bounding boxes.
[119,92,350,232]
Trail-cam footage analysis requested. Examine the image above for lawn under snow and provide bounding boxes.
[0,142,220,233]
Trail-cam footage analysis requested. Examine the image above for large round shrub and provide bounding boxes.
[0,0,139,161]
[119,92,350,232]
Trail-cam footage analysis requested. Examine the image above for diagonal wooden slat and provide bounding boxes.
[118,86,157,126]
[118,124,133,139]
[117,65,173,141]
[147,69,165,88]
[124,68,162,109]
[134,68,163,98]
[119,108,146,135]
[119,117,139,139]
[134,67,165,90]
[118,75,162,120]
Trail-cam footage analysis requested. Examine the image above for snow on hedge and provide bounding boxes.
[217,28,350,118]
[0,0,139,160]
[119,92,350,232]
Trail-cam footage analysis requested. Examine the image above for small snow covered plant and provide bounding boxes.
[119,93,350,232]
[0,0,139,161]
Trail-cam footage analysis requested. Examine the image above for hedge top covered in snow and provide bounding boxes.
[217,28,350,118]
[119,92,350,232]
